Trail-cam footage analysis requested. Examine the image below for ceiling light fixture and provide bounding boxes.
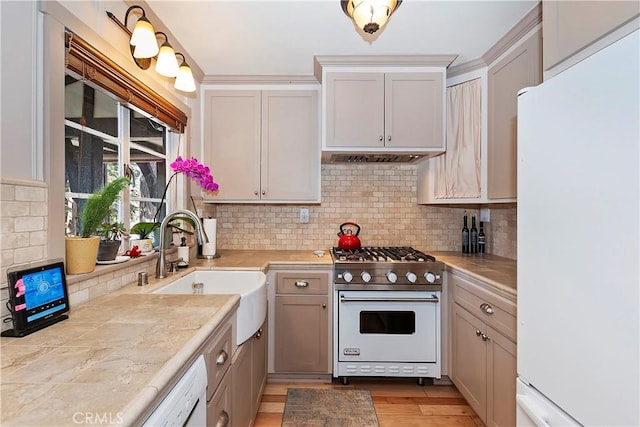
[174,53,197,93]
[341,0,402,34]
[155,32,180,78]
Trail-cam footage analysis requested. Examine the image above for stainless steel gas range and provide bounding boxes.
[331,246,444,385]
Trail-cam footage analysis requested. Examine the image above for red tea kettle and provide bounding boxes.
[337,222,361,250]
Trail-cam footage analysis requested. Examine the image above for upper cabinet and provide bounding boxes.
[418,27,542,204]
[487,30,542,200]
[325,72,444,150]
[202,89,320,203]
[315,56,456,161]
[543,0,640,78]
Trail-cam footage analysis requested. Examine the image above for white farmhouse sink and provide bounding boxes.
[154,270,267,344]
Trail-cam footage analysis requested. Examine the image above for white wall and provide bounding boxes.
[0,0,198,262]
[0,1,40,180]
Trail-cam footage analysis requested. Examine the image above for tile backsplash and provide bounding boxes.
[211,164,517,259]
[0,165,517,329]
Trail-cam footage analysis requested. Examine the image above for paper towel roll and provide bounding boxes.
[202,218,217,256]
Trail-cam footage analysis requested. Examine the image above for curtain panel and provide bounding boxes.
[434,78,481,199]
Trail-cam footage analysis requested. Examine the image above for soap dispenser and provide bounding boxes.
[177,237,189,268]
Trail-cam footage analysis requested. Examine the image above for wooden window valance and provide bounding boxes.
[65,30,187,133]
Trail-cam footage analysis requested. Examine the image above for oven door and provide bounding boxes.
[337,290,440,363]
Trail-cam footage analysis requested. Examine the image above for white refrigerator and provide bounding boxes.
[516,29,639,426]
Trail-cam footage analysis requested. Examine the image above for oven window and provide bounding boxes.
[359,311,416,334]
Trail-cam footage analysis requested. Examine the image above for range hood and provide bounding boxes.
[323,153,427,163]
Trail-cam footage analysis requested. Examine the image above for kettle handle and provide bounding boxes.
[339,222,361,237]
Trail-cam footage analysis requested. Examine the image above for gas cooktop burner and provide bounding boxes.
[332,246,435,262]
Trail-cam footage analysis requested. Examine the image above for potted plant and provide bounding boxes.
[65,177,130,274]
[130,221,159,253]
[96,221,127,261]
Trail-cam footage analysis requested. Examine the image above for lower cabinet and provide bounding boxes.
[207,369,232,427]
[270,271,332,374]
[203,318,233,426]
[450,271,517,427]
[231,319,267,427]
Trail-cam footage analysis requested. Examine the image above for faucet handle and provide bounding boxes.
[167,258,183,273]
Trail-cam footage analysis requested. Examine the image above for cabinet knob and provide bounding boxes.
[215,349,229,365]
[379,136,383,142]
[215,410,229,427]
[387,135,392,142]
[262,190,266,196]
[322,303,326,309]
[480,303,494,315]
[481,333,491,342]
[254,190,259,196]
[295,280,309,288]
[475,330,482,336]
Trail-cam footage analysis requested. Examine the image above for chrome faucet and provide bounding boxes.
[155,209,207,279]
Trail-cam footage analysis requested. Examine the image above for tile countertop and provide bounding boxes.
[0,249,511,426]
[0,292,240,426]
[430,251,517,299]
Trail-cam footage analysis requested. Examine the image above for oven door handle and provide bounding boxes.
[340,295,439,303]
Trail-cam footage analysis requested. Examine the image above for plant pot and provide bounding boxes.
[65,236,100,275]
[97,240,121,261]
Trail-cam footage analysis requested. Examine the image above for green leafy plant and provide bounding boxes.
[130,221,160,239]
[97,221,127,241]
[79,177,130,238]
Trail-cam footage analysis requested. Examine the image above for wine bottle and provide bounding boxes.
[478,221,486,254]
[470,216,478,253]
[462,214,469,254]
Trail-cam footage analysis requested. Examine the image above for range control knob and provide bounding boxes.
[424,272,437,284]
[361,271,372,283]
[343,272,353,283]
[406,272,417,283]
[386,272,398,283]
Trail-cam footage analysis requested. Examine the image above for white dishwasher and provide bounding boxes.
[143,355,207,427]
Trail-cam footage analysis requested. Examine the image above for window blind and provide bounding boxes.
[65,30,187,133]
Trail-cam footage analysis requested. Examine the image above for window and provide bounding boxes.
[63,30,188,241]
[64,75,171,236]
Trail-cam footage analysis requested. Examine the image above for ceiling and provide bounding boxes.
[146,0,538,77]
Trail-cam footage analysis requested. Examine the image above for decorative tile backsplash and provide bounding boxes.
[0,165,517,330]
[211,164,517,259]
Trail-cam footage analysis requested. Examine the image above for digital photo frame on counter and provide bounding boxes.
[2,259,70,337]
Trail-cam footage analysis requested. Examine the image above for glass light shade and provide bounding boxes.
[130,18,159,58]
[175,63,196,93]
[345,0,400,34]
[155,44,179,77]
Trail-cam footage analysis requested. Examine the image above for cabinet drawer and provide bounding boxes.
[207,368,231,426]
[451,272,516,341]
[276,272,329,294]
[203,320,233,401]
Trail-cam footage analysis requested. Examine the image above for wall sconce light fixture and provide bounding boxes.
[106,6,196,93]
[155,32,179,77]
[341,0,402,34]
[174,53,197,93]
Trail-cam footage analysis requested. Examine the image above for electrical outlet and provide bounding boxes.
[300,208,309,224]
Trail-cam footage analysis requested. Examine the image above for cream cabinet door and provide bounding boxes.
[385,73,444,149]
[204,90,261,201]
[325,72,385,148]
[452,303,487,421]
[261,90,319,201]
[543,1,640,71]
[486,325,517,427]
[274,295,329,373]
[487,29,541,200]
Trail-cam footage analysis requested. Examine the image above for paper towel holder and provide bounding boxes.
[197,248,220,260]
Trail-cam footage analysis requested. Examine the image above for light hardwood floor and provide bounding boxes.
[254,378,484,427]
